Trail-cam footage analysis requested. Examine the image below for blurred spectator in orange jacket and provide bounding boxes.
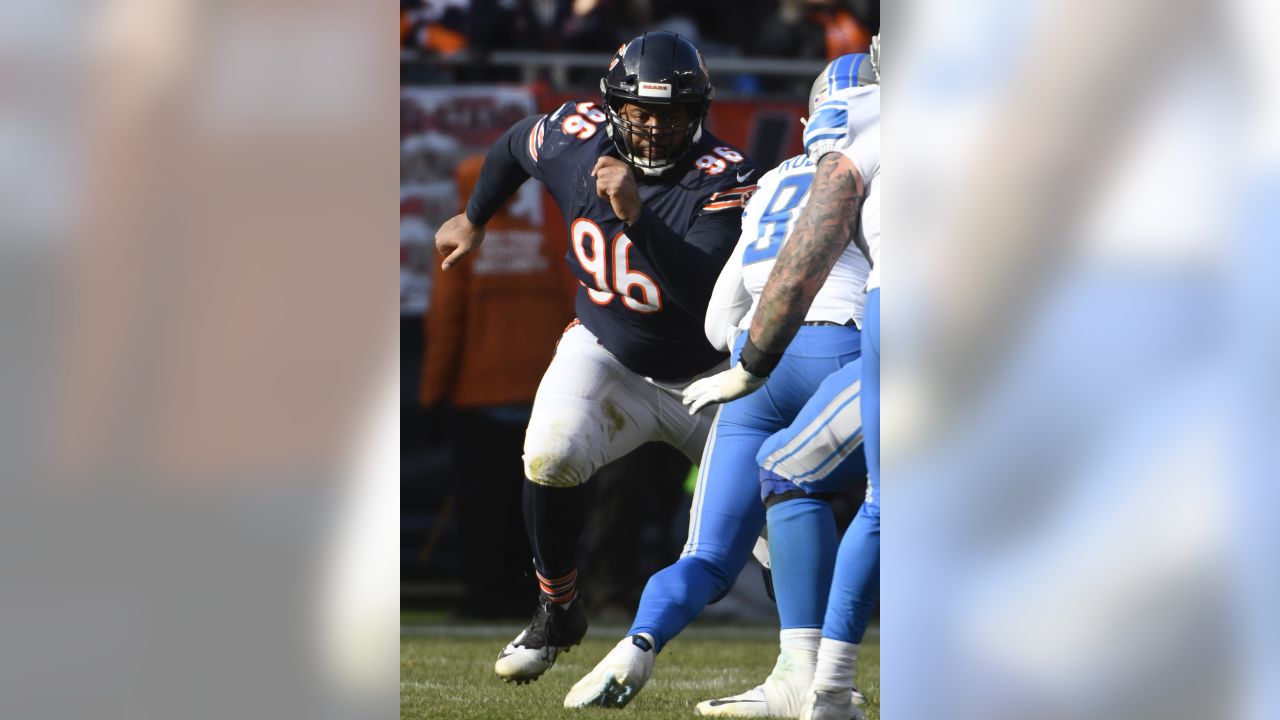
[806,0,872,59]
[755,0,871,64]
[420,154,574,410]
[401,0,468,55]
[420,153,575,617]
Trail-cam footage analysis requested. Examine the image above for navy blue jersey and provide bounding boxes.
[469,100,759,382]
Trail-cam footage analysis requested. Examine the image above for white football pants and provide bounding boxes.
[522,323,724,487]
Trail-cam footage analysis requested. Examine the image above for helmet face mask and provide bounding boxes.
[605,100,698,171]
[600,32,713,175]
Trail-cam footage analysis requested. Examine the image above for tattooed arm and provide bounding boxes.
[741,152,866,373]
[683,152,866,414]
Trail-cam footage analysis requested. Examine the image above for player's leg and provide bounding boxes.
[630,407,775,646]
[496,324,663,683]
[761,360,865,647]
[859,288,879,516]
[567,325,867,709]
[801,499,877,720]
[564,371,778,709]
[802,289,879,720]
[699,358,866,718]
[825,503,880,646]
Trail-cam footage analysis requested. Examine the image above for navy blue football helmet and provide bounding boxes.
[600,32,714,174]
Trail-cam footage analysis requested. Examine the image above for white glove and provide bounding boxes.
[682,364,767,415]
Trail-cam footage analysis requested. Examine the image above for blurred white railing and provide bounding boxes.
[401,49,826,88]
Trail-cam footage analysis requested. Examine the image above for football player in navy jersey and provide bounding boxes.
[434,31,758,686]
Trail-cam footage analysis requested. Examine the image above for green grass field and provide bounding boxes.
[402,622,879,720]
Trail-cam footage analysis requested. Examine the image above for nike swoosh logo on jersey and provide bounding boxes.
[708,699,765,706]
[736,170,752,182]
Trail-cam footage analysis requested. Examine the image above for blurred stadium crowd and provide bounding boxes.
[401,0,876,65]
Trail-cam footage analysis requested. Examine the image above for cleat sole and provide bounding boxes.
[584,677,636,709]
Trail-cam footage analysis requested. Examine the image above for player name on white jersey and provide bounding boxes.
[737,152,872,328]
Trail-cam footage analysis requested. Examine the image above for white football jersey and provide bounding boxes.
[845,124,880,291]
[702,85,880,350]
[822,85,881,292]
[736,152,872,328]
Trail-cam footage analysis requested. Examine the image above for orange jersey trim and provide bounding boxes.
[702,199,745,211]
[709,184,758,201]
[527,119,545,161]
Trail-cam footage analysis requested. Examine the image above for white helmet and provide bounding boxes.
[807,52,876,117]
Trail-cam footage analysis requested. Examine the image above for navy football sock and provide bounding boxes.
[767,497,837,629]
[523,479,586,597]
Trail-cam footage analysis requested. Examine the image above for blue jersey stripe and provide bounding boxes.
[789,425,863,481]
[764,386,860,470]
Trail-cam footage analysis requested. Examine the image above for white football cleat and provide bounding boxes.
[696,649,811,717]
[494,594,587,684]
[799,689,865,720]
[563,634,656,709]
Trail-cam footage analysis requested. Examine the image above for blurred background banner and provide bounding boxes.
[400,85,539,315]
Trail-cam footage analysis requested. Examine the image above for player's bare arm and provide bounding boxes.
[748,151,865,356]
